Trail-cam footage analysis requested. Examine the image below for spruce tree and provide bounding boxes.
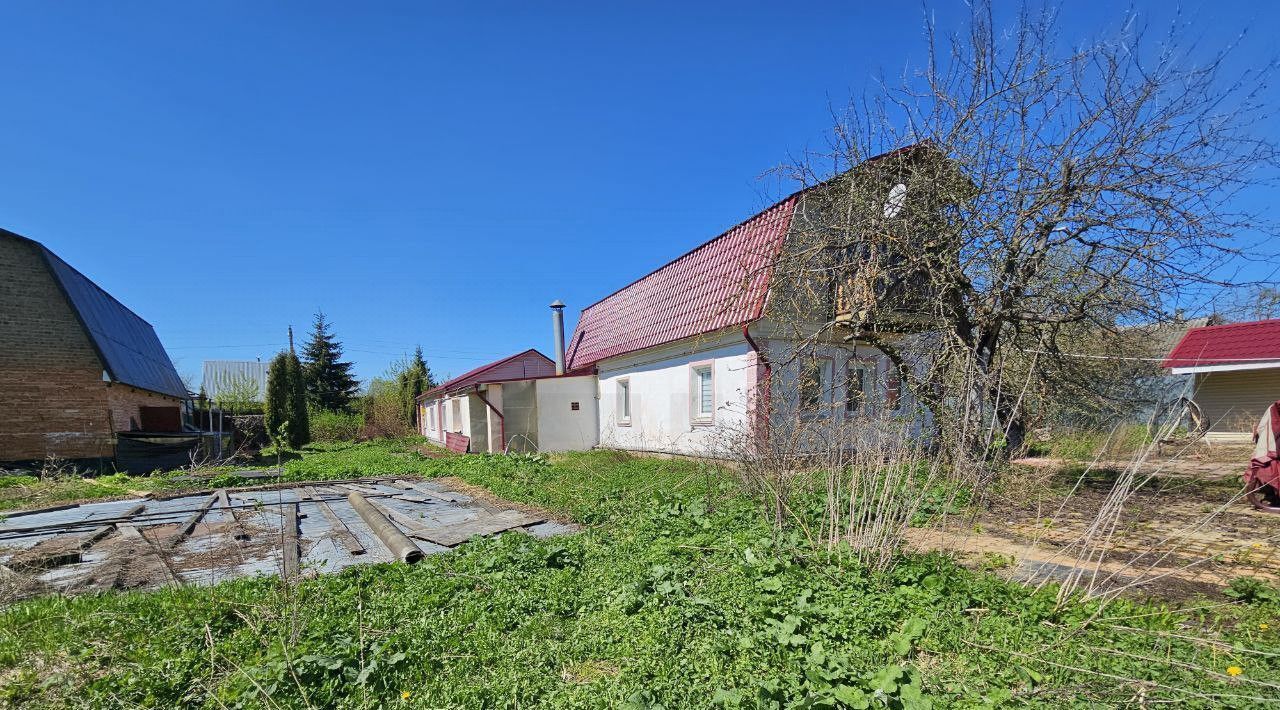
[265,349,310,449]
[301,311,360,412]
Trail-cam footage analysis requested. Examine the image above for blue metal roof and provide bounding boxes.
[35,241,188,399]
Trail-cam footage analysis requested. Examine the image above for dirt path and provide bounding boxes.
[913,456,1280,600]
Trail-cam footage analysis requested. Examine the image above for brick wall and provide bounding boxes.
[0,237,179,462]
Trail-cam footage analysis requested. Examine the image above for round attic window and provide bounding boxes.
[883,182,908,218]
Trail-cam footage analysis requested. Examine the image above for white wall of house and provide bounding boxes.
[594,327,923,457]
[481,383,504,453]
[597,330,755,456]
[419,393,472,443]
[535,375,600,452]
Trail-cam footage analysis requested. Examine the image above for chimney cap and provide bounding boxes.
[550,299,566,309]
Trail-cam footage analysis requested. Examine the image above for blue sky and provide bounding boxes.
[1,1,1276,386]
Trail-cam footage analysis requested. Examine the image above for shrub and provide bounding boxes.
[309,408,364,443]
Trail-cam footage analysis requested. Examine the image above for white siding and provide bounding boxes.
[1194,368,1280,435]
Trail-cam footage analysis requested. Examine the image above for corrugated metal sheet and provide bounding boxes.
[202,360,269,400]
[1164,319,1280,368]
[422,349,557,398]
[37,242,188,399]
[565,196,798,370]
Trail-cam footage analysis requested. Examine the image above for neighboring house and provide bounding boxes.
[421,146,932,457]
[201,360,268,404]
[417,349,599,454]
[0,229,189,464]
[1164,318,1280,443]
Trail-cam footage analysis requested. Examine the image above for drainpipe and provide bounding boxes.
[474,385,505,453]
[550,300,567,375]
[743,325,771,441]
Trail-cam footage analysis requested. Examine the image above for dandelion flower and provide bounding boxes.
[1227,666,1243,677]
[402,691,411,700]
[1261,623,1270,631]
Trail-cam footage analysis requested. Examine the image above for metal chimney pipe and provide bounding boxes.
[550,300,566,375]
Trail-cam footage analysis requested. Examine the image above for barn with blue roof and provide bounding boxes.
[0,228,188,464]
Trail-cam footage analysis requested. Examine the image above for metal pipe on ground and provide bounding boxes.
[346,492,423,563]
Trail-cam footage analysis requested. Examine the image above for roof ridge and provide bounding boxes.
[1190,318,1280,330]
[425,348,553,396]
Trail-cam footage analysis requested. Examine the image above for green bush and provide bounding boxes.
[309,408,364,443]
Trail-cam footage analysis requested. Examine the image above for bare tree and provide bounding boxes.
[767,1,1277,463]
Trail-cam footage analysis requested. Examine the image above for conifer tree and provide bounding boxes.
[265,349,310,449]
[301,311,360,412]
[397,345,434,428]
[286,351,310,447]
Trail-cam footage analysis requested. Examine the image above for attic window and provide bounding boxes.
[883,183,908,218]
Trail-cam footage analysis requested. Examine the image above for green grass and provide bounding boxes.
[1,446,1278,707]
[1025,425,1154,461]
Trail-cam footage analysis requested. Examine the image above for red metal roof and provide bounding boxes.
[562,143,938,371]
[1163,319,1280,368]
[421,349,556,398]
[565,196,798,370]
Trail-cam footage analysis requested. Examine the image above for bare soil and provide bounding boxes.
[910,455,1280,601]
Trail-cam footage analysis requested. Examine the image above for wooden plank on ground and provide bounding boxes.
[282,501,300,580]
[165,493,219,550]
[119,525,181,587]
[410,509,544,548]
[218,489,250,543]
[6,503,147,570]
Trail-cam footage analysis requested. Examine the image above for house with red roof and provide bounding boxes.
[418,146,935,456]
[1164,318,1280,442]
[415,348,600,454]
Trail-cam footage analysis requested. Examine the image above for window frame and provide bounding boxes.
[798,354,835,417]
[689,360,715,426]
[616,377,632,426]
[845,359,872,416]
[884,359,906,412]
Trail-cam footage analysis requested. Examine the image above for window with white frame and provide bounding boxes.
[691,363,713,423]
[428,405,435,431]
[451,398,462,432]
[799,357,827,413]
[617,378,631,424]
[845,361,868,415]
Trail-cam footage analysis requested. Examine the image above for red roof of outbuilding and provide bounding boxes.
[564,196,799,370]
[420,349,556,398]
[1163,319,1280,368]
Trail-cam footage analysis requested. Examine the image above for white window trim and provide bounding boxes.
[845,359,873,416]
[799,355,834,418]
[617,378,631,426]
[690,361,715,426]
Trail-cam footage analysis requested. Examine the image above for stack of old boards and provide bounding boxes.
[0,477,573,598]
